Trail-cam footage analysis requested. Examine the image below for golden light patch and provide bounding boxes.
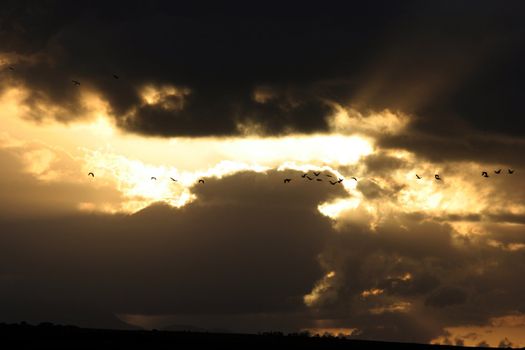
[0,87,374,214]
[140,84,190,110]
[369,301,411,315]
[304,270,337,307]
[302,327,358,337]
[361,288,384,298]
[431,314,525,347]
[327,105,409,136]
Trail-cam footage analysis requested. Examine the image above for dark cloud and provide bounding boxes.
[425,286,468,308]
[1,1,525,145]
[0,170,340,329]
[1,167,525,340]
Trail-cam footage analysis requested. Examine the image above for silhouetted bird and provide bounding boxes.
[72,80,80,86]
[325,174,333,177]
[435,174,441,180]
[508,169,515,174]
[306,176,313,180]
[301,173,308,178]
[482,171,489,178]
[88,172,94,177]
[198,179,205,184]
[170,177,177,182]
[8,66,14,71]
[113,74,119,79]
[284,178,291,183]
[351,177,358,181]
[495,169,502,174]
[316,178,323,182]
[151,177,157,180]
[330,181,337,185]
[313,172,321,176]
[338,178,343,183]
[416,174,421,179]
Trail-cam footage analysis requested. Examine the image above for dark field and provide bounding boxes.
[0,323,507,349]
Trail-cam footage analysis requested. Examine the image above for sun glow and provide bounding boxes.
[0,87,374,213]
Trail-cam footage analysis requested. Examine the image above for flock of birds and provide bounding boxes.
[86,168,516,186]
[7,66,517,186]
[282,168,516,184]
[87,172,206,183]
[283,171,350,185]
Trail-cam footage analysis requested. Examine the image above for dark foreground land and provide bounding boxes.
[0,322,509,349]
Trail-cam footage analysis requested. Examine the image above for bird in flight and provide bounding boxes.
[435,174,441,180]
[113,74,119,79]
[306,176,313,180]
[351,177,358,182]
[284,178,291,183]
[495,169,502,174]
[329,180,337,185]
[325,174,333,177]
[482,171,489,178]
[8,66,14,71]
[416,174,421,179]
[72,80,80,86]
[301,173,308,178]
[337,178,344,183]
[313,172,321,176]
[88,172,94,177]
[198,179,205,184]
[316,178,323,182]
[170,177,177,182]
[508,169,515,174]
[151,177,157,180]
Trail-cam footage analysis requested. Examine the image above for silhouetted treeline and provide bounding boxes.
[0,322,504,349]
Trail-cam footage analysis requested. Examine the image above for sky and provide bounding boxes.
[1,1,525,347]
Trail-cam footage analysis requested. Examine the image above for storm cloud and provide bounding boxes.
[1,1,524,148]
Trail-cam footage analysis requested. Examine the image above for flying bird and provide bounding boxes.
[416,174,421,179]
[151,177,157,180]
[301,173,308,178]
[330,180,337,185]
[198,179,205,184]
[306,176,313,180]
[316,178,323,182]
[313,172,321,176]
[351,177,358,182]
[8,66,14,71]
[508,169,515,174]
[325,174,333,177]
[170,177,177,182]
[71,80,80,86]
[435,174,441,180]
[88,172,94,177]
[284,178,291,183]
[338,178,344,183]
[495,169,502,174]
[113,74,119,79]
[481,171,489,178]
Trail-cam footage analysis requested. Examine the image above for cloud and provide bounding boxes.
[1,1,524,146]
[0,171,339,329]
